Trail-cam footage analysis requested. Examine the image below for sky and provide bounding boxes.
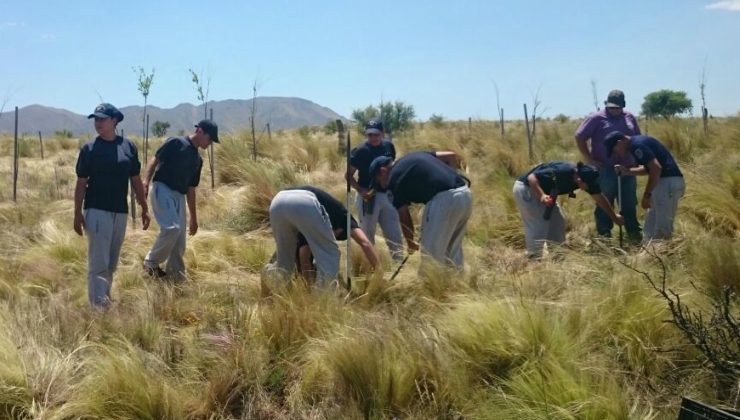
[2,0,739,120]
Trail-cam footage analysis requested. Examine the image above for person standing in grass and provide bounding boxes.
[142,120,218,281]
[369,151,472,276]
[345,119,404,263]
[513,161,624,258]
[74,103,150,309]
[605,131,685,241]
[265,186,379,286]
[575,89,642,242]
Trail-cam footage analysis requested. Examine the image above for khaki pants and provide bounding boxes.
[644,176,685,241]
[513,180,565,257]
[86,208,127,308]
[356,191,403,262]
[144,182,187,280]
[419,185,472,276]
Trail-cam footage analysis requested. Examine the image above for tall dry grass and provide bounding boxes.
[0,114,737,418]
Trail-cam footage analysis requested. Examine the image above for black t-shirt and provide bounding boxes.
[152,136,203,194]
[388,151,467,207]
[630,135,683,178]
[287,186,359,246]
[518,161,601,195]
[75,136,141,213]
[350,140,396,190]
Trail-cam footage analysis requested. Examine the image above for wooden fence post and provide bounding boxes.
[523,104,533,161]
[500,108,505,137]
[336,119,345,153]
[13,106,18,202]
[38,131,44,160]
[209,108,215,189]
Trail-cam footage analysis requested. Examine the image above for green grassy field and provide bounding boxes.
[0,115,737,419]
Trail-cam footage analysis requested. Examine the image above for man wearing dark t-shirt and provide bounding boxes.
[265,186,379,286]
[142,120,219,280]
[513,161,623,257]
[345,119,404,262]
[369,151,472,276]
[606,131,685,241]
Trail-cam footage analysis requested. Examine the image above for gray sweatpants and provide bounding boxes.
[644,176,685,241]
[266,190,340,286]
[419,185,472,275]
[513,180,566,257]
[356,191,404,262]
[144,182,187,280]
[85,208,128,308]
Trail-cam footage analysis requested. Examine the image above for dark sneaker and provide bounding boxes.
[144,264,167,278]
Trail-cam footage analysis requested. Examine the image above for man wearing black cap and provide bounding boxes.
[513,161,624,258]
[575,89,642,242]
[605,131,685,241]
[345,119,404,262]
[75,103,150,309]
[369,151,472,276]
[142,119,219,280]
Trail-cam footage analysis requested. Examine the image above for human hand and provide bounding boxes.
[613,214,625,226]
[361,188,375,200]
[641,195,651,210]
[613,165,625,176]
[189,218,198,236]
[141,211,151,230]
[73,212,85,236]
[540,195,555,207]
[407,240,419,254]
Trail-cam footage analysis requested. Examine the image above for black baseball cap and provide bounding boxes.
[195,119,219,143]
[365,119,384,135]
[605,90,626,108]
[368,155,393,189]
[604,130,627,157]
[88,103,124,122]
[576,162,601,194]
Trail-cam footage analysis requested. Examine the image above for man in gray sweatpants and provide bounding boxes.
[265,186,380,287]
[142,120,219,280]
[370,152,472,277]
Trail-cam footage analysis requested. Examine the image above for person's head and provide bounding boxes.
[604,89,626,117]
[88,103,124,137]
[369,155,393,189]
[192,119,220,148]
[365,119,384,146]
[574,162,601,194]
[604,130,630,158]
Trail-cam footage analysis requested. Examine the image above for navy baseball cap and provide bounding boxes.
[88,103,124,122]
[368,155,393,188]
[604,130,627,157]
[576,162,601,194]
[605,90,626,108]
[365,119,384,135]
[195,119,219,143]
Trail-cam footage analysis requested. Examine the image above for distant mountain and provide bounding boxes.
[0,97,346,138]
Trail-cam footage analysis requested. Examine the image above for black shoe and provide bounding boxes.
[144,264,167,278]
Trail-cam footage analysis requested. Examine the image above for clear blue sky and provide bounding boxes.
[2,0,739,120]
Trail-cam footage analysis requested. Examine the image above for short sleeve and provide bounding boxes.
[632,145,654,166]
[75,145,91,178]
[349,146,363,168]
[189,157,203,187]
[155,138,177,162]
[388,142,396,159]
[575,115,596,141]
[127,140,141,177]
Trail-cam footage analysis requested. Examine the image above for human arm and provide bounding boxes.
[527,173,555,206]
[345,164,372,199]
[187,186,198,235]
[641,159,662,209]
[614,164,648,176]
[297,244,316,283]
[142,157,159,196]
[397,205,419,253]
[575,137,596,166]
[592,193,624,225]
[130,175,150,230]
[350,228,380,271]
[73,178,87,235]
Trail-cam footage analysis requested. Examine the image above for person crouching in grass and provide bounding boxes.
[513,161,624,258]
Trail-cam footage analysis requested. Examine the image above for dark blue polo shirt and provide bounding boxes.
[288,186,359,246]
[350,140,396,190]
[152,136,203,194]
[75,136,141,213]
[518,161,601,195]
[388,152,467,208]
[629,135,683,178]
